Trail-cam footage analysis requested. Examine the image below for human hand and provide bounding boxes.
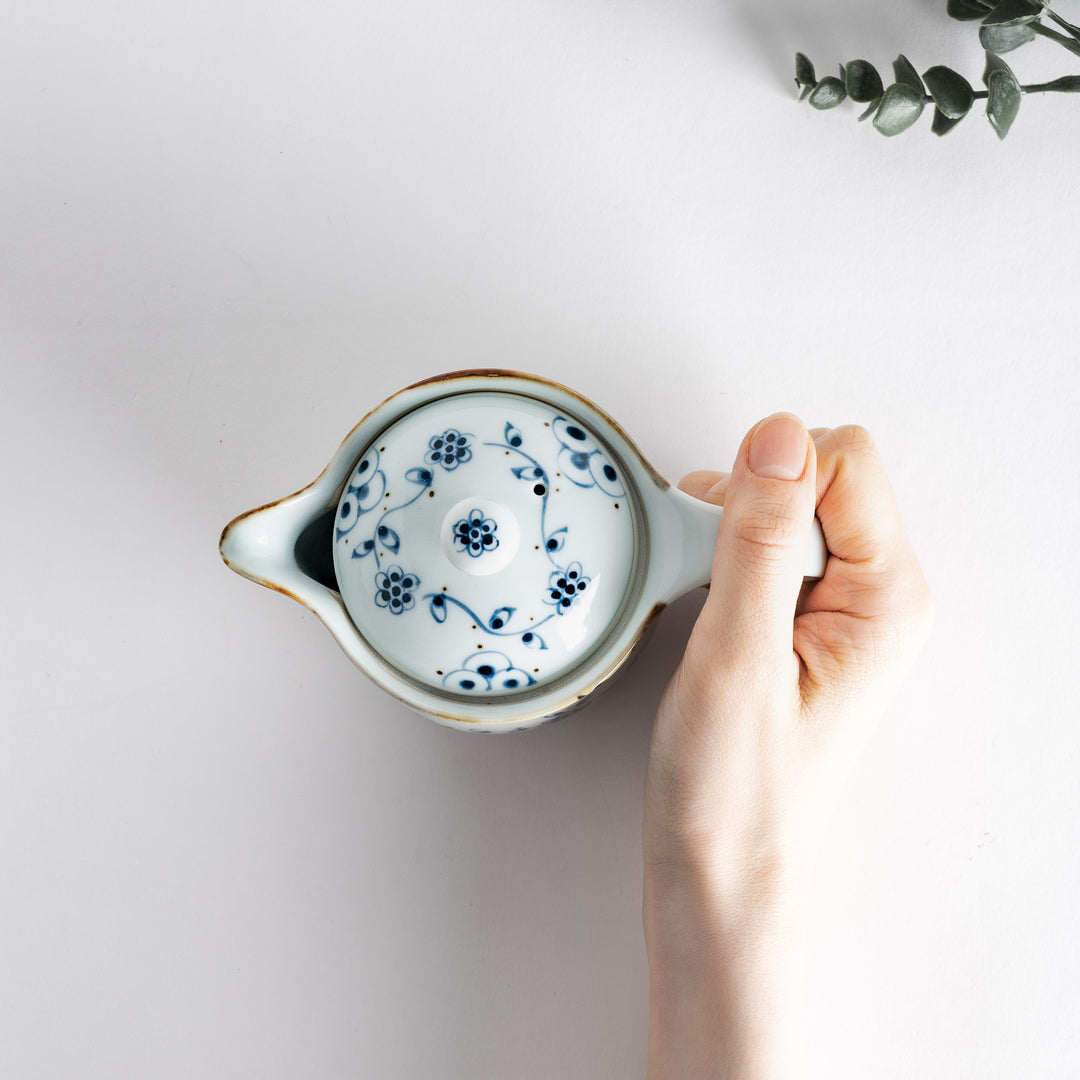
[641,413,934,1077]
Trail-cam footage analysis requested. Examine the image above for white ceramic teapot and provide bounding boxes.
[220,371,826,732]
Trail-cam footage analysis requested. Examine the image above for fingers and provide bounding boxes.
[678,470,730,505]
[797,424,935,650]
[696,413,818,674]
[680,424,930,626]
[811,426,914,571]
[679,430,830,507]
[673,420,933,757]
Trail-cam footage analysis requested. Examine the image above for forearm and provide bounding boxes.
[640,419,932,1077]
[643,855,808,1080]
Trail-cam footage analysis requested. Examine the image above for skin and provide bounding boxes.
[642,414,935,1079]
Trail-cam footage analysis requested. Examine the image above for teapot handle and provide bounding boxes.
[653,485,828,605]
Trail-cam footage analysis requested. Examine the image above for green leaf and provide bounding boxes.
[982,0,1044,26]
[982,49,1017,86]
[873,83,926,135]
[795,52,816,87]
[948,0,993,20]
[931,106,965,136]
[980,21,1037,50]
[923,65,976,117]
[845,59,885,102]
[986,67,1022,137]
[808,76,847,109]
[858,98,882,121]
[892,54,926,94]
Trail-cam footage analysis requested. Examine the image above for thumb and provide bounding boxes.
[702,413,817,671]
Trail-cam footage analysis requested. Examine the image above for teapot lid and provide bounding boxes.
[332,388,641,701]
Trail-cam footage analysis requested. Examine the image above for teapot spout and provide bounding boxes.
[219,489,338,609]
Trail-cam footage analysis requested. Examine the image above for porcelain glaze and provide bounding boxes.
[219,371,828,732]
[332,392,639,698]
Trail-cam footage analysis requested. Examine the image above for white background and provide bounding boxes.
[3,2,1078,1076]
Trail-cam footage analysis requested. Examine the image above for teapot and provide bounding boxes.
[219,370,826,732]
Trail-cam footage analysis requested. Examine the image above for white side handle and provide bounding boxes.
[652,486,828,605]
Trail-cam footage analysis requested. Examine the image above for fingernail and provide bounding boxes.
[749,414,809,480]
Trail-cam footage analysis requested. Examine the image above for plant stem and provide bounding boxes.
[1045,7,1080,42]
[1020,76,1080,92]
[916,79,1079,104]
[1032,20,1080,56]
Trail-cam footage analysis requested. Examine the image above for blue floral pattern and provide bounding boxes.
[339,450,434,569]
[336,448,387,541]
[425,429,473,471]
[552,416,625,497]
[426,594,551,649]
[453,509,499,557]
[374,566,420,614]
[337,407,623,693]
[545,561,590,613]
[443,651,537,693]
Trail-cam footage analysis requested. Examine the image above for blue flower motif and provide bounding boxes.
[453,509,499,558]
[443,651,536,692]
[374,565,420,614]
[552,416,624,496]
[425,429,472,471]
[545,561,590,614]
[336,449,386,539]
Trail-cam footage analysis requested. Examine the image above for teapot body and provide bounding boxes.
[220,370,826,731]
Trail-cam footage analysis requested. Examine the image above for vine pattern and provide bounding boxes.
[336,415,623,692]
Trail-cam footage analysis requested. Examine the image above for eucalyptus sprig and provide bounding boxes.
[795,0,1080,138]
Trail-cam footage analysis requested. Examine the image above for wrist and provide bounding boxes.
[643,852,809,1079]
[643,837,807,957]
[643,806,814,905]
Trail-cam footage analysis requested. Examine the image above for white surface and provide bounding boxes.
[2,2,1078,1076]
